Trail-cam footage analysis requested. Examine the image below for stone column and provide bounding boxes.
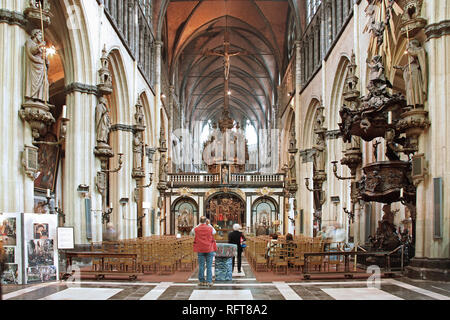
[64,90,103,245]
[0,4,31,214]
[295,40,302,235]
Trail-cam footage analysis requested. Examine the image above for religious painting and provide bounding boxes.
[1,264,19,285]
[4,247,15,263]
[0,217,17,246]
[205,193,245,233]
[173,198,197,235]
[34,223,49,239]
[33,196,50,214]
[27,266,57,283]
[34,132,60,192]
[27,239,54,267]
[252,197,278,235]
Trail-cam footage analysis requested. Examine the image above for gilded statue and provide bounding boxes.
[394,39,427,107]
[95,97,111,145]
[24,29,49,104]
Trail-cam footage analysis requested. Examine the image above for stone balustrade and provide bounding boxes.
[168,173,285,187]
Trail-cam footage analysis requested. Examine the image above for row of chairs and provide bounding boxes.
[245,236,347,274]
[90,236,197,275]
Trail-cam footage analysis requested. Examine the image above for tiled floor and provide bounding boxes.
[2,257,449,301]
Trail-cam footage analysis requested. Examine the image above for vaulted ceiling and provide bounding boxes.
[160,0,302,131]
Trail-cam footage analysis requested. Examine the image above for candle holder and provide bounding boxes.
[136,172,153,189]
[304,178,324,192]
[102,207,113,224]
[343,207,355,224]
[101,153,123,173]
[331,161,354,180]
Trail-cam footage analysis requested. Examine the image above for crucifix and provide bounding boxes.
[204,17,248,114]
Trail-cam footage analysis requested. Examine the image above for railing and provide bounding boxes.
[302,245,406,279]
[168,173,285,187]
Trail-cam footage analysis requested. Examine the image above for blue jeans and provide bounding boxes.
[197,252,214,283]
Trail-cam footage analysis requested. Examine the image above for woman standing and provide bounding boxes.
[228,224,245,274]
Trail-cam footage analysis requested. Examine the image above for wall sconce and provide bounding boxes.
[304,178,323,192]
[136,172,153,189]
[343,207,355,224]
[119,198,129,205]
[101,153,123,173]
[331,161,354,180]
[102,203,113,224]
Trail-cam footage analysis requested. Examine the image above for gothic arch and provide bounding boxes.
[302,97,322,148]
[329,55,350,130]
[107,48,131,124]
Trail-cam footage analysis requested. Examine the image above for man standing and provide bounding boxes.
[192,216,217,287]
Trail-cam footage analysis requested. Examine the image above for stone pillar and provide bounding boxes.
[0,4,31,214]
[405,1,450,281]
[64,90,103,245]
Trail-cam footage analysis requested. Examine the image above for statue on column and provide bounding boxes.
[394,39,427,107]
[313,133,326,172]
[95,97,111,146]
[24,29,49,104]
[284,154,296,184]
[133,132,144,172]
[159,153,169,183]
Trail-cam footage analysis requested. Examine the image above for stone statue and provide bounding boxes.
[159,154,169,182]
[367,55,388,91]
[285,154,296,183]
[133,132,143,170]
[313,133,326,172]
[24,29,49,104]
[159,128,166,149]
[221,166,229,184]
[95,97,111,145]
[135,99,144,126]
[289,129,296,150]
[394,39,427,107]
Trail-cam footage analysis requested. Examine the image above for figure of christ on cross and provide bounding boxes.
[204,38,248,81]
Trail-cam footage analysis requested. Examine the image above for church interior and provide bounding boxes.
[0,0,449,303]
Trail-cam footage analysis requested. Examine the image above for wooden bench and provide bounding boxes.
[63,251,142,280]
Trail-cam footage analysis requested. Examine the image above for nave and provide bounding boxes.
[3,255,449,301]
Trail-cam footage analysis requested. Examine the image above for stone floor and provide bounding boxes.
[2,257,450,301]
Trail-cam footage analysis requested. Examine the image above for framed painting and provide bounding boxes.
[34,132,60,193]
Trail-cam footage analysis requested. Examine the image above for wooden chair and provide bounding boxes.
[325,242,344,272]
[272,243,288,274]
[254,240,268,272]
[291,241,308,273]
[309,240,325,271]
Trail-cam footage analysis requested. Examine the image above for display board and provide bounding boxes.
[0,213,23,285]
[23,213,59,284]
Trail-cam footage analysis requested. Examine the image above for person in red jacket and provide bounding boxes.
[193,216,217,286]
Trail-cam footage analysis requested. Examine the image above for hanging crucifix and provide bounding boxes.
[204,19,248,82]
